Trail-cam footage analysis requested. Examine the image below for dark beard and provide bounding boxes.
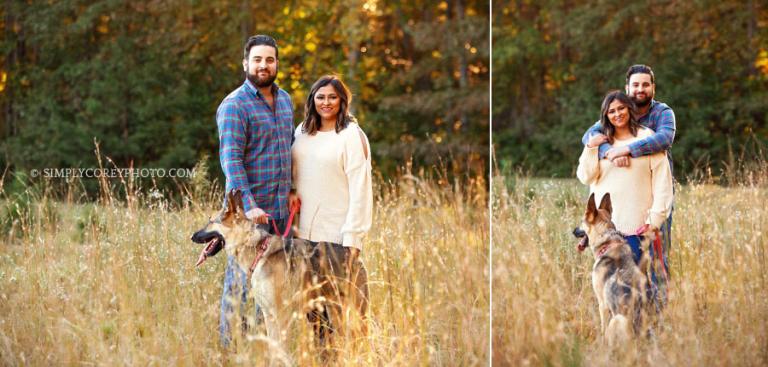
[632,94,652,108]
[247,71,276,88]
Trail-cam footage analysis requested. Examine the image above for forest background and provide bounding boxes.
[493,0,768,181]
[0,0,489,193]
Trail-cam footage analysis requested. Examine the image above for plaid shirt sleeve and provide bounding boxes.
[217,100,257,212]
[581,120,611,159]
[628,108,676,158]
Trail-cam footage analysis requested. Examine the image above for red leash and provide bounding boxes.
[651,230,670,289]
[269,200,299,238]
[250,202,300,273]
[248,237,271,274]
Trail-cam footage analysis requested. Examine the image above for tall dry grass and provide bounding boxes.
[0,166,488,366]
[492,172,768,366]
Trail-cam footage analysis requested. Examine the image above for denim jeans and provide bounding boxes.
[219,217,292,347]
[652,213,672,306]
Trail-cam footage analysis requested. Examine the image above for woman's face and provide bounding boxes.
[314,84,341,122]
[606,99,629,128]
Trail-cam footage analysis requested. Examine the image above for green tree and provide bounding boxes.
[0,0,489,193]
[493,0,768,180]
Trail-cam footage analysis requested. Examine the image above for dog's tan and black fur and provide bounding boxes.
[191,192,369,360]
[573,193,652,346]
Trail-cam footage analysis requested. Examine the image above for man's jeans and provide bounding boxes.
[653,213,672,306]
[219,217,292,347]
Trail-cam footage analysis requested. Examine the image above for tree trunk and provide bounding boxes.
[747,0,757,76]
[454,0,469,131]
[3,0,22,138]
[240,0,252,42]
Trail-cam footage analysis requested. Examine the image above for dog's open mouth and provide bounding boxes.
[576,237,588,252]
[191,230,225,266]
[572,227,588,252]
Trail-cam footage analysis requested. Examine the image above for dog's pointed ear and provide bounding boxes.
[598,193,613,216]
[225,190,237,214]
[233,190,244,214]
[225,190,246,216]
[586,192,597,222]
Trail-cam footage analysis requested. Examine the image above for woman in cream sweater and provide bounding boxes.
[291,75,373,267]
[577,90,673,262]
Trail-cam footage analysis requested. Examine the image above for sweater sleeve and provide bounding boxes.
[576,145,601,185]
[646,152,674,229]
[341,125,373,250]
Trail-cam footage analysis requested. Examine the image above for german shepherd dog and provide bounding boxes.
[572,193,652,347]
[191,192,369,359]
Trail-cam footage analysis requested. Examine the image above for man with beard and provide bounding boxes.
[215,34,294,346]
[581,64,675,308]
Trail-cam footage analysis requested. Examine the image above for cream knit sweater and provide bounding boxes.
[577,127,673,234]
[291,122,373,250]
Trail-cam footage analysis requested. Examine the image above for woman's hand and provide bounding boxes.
[587,133,608,148]
[288,191,301,212]
[635,223,649,235]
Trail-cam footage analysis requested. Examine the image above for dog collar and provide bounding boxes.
[595,241,619,258]
[593,230,625,259]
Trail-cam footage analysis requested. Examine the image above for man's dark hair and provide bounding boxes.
[626,64,655,85]
[243,35,278,60]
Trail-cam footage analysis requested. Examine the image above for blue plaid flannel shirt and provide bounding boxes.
[217,79,294,219]
[581,99,676,172]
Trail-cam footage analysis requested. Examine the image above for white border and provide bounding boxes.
[487,0,493,364]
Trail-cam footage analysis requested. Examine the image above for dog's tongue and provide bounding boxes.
[195,238,216,267]
[195,247,208,267]
[577,237,588,252]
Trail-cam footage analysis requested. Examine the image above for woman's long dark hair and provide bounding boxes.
[301,75,356,135]
[599,90,640,144]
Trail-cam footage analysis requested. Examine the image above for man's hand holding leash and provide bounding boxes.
[246,207,269,225]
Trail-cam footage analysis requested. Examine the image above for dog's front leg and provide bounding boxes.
[598,303,609,343]
[592,274,608,343]
[252,275,289,365]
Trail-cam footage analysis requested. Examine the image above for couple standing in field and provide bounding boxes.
[215,35,373,345]
[576,64,677,309]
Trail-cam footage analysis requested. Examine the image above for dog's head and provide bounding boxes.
[573,192,616,253]
[191,191,270,265]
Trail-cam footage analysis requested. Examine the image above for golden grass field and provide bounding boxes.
[0,170,488,366]
[492,173,768,366]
